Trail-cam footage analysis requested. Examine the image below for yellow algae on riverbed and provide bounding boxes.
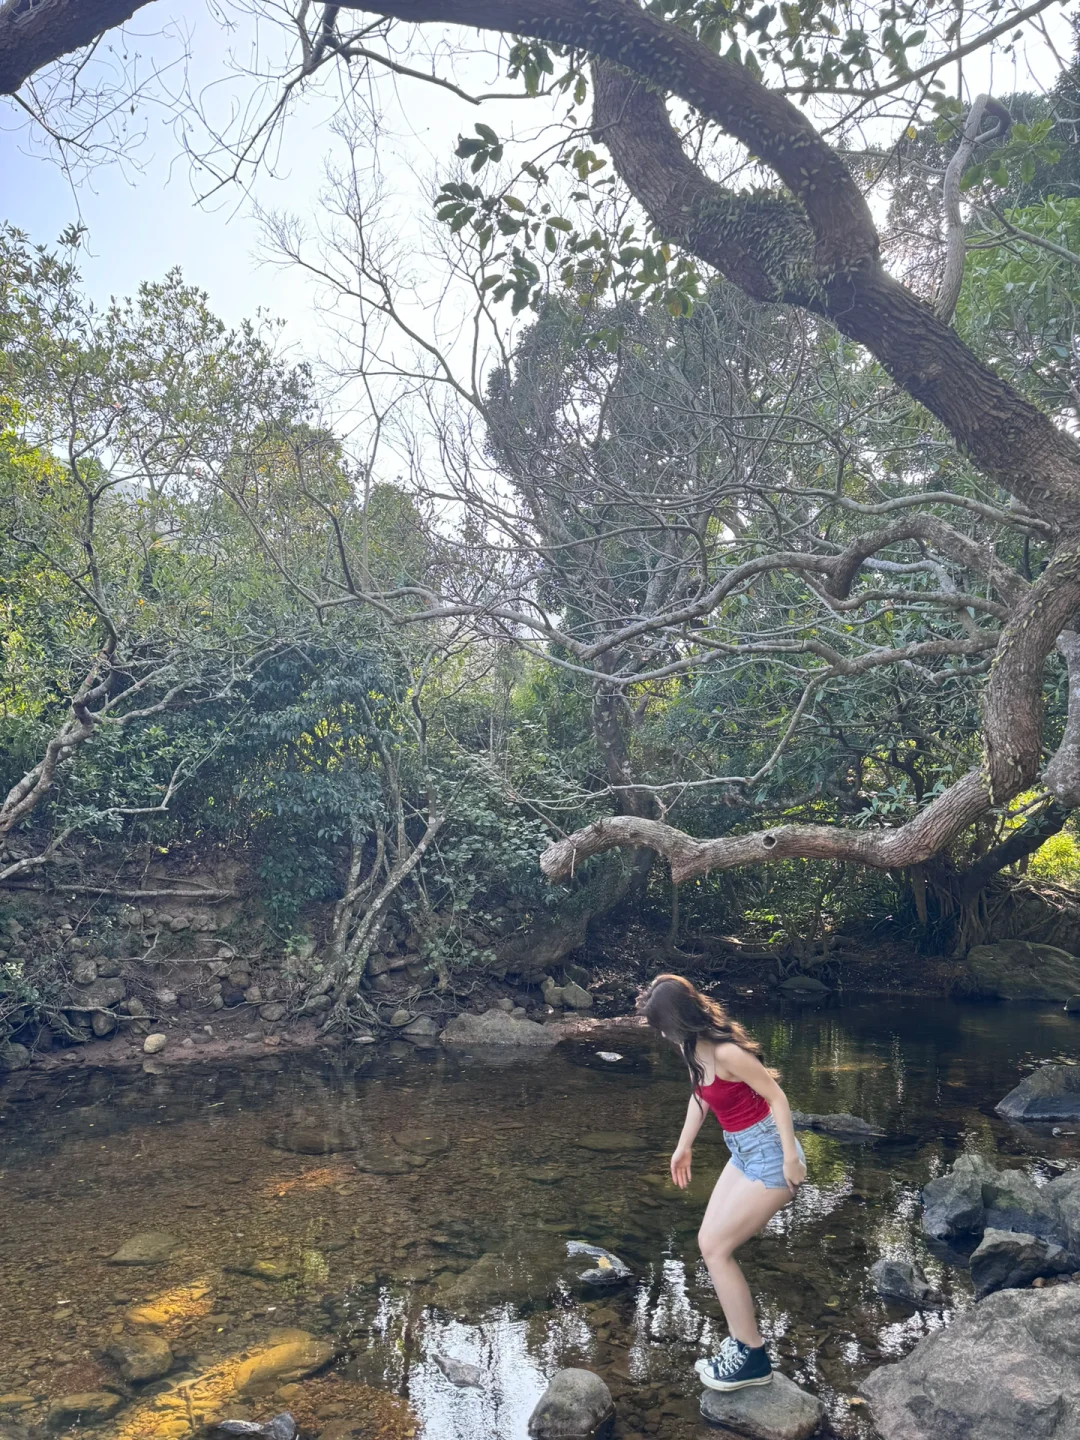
[263,1164,354,1198]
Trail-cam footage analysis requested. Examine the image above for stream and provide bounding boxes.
[1,996,1078,1440]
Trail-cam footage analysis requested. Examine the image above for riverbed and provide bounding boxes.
[1,997,1078,1440]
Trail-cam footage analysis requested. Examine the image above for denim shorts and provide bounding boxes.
[723,1114,805,1190]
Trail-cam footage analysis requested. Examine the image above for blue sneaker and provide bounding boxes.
[697,1338,773,1391]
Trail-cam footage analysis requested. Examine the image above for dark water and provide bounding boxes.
[1,997,1078,1440]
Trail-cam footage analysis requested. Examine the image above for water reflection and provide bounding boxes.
[0,997,1077,1440]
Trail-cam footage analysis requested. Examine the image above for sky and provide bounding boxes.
[0,1,1073,380]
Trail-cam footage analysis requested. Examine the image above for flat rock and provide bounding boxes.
[779,974,830,993]
[214,1415,297,1440]
[47,1394,123,1429]
[233,1334,335,1393]
[433,1353,482,1388]
[353,1143,416,1175]
[861,1282,1080,1439]
[966,940,1080,1001]
[265,1124,357,1155]
[224,1257,299,1281]
[996,1063,1080,1121]
[700,1372,826,1439]
[969,1228,1072,1299]
[528,1368,614,1439]
[441,1010,561,1046]
[107,1231,179,1265]
[392,1129,450,1157]
[574,1131,651,1153]
[106,1333,174,1382]
[790,1111,882,1140]
[870,1258,942,1309]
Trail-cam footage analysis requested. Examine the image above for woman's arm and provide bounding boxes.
[716,1043,807,1193]
[671,1093,707,1189]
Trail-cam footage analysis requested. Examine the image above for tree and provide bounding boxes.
[7,0,1080,892]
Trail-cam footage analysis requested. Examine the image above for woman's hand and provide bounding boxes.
[783,1155,807,1195]
[671,1144,693,1189]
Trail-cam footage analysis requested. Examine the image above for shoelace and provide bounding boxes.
[708,1338,748,1379]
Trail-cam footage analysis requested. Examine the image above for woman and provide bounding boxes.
[641,973,806,1393]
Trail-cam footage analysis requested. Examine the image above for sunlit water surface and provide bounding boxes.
[1,997,1078,1440]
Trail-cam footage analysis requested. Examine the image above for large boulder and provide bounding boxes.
[441,1010,561,1047]
[965,940,1080,1001]
[861,1283,1080,1439]
[699,1373,826,1439]
[921,1153,997,1239]
[921,1153,1062,1242]
[1046,1169,1080,1252]
[968,1228,1072,1299]
[870,1259,942,1310]
[997,1064,1080,1121]
[0,1043,30,1073]
[527,1369,614,1440]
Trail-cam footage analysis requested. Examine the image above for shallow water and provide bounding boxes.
[1,997,1078,1440]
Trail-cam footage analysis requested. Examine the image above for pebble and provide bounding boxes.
[143,1033,167,1055]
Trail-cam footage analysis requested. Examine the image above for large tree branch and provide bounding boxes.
[0,0,148,94]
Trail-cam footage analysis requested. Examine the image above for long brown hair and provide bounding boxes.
[639,973,764,1098]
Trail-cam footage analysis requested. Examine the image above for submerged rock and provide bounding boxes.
[214,1415,297,1440]
[441,1011,561,1046]
[968,1228,1072,1299]
[224,1258,299,1281]
[996,1063,1080,1121]
[574,1132,651,1153]
[392,1128,450,1157]
[47,1394,123,1429]
[107,1231,179,1265]
[233,1333,334,1393]
[861,1282,1080,1439]
[432,1353,482,1388]
[565,1241,631,1288]
[790,1111,882,1140]
[265,1123,357,1155]
[870,1258,942,1309]
[106,1332,174,1381]
[528,1369,614,1440]
[699,1372,825,1440]
[965,940,1080,1001]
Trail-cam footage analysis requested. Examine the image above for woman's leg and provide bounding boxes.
[697,1164,793,1347]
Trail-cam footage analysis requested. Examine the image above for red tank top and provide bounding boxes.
[697,1076,770,1132]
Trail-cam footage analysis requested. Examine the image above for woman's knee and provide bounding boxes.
[698,1225,734,1263]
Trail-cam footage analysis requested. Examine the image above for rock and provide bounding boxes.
[997,1063,1080,1121]
[92,1012,117,1037]
[527,1368,614,1440]
[47,1394,124,1429]
[244,985,263,1005]
[225,1258,299,1281]
[71,957,98,986]
[233,1334,335,1393]
[300,994,332,1016]
[790,1111,882,1140]
[389,1008,411,1027]
[107,1232,179,1265]
[0,1397,33,1414]
[392,1129,450,1157]
[779,974,830,994]
[1046,1168,1080,1252]
[0,1043,31,1072]
[436,1249,551,1315]
[75,978,126,1008]
[401,1015,441,1042]
[921,1153,998,1239]
[564,963,590,986]
[966,940,1080,1001]
[560,982,593,1010]
[870,1258,942,1309]
[259,1003,287,1023]
[106,1333,174,1382]
[574,1131,651,1153]
[222,983,246,1008]
[699,1372,826,1440]
[266,1124,356,1155]
[981,1164,1063,1241]
[214,1415,297,1440]
[123,998,146,1017]
[496,997,515,1012]
[441,1010,561,1047]
[861,1282,1080,1439]
[566,1241,631,1287]
[969,1228,1072,1299]
[143,1033,167,1055]
[155,988,178,1007]
[433,1353,482,1388]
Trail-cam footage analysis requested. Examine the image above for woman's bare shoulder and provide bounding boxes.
[713,1040,759,1075]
